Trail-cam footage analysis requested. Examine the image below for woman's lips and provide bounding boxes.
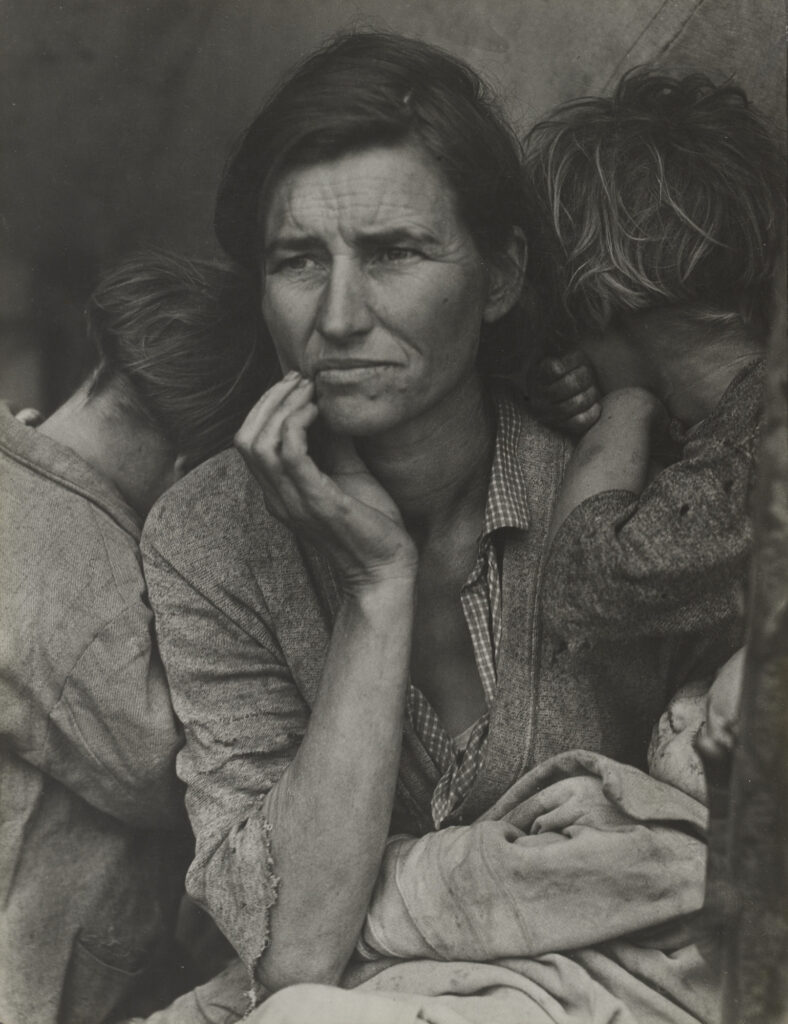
[313,362,398,385]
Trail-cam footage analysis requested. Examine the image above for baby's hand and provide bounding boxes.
[696,648,746,763]
[527,349,602,436]
[14,407,43,426]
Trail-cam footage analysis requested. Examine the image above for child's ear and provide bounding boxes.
[482,227,527,324]
[173,453,190,481]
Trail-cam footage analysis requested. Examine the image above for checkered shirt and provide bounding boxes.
[407,392,529,829]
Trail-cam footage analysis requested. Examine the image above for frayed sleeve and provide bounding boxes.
[141,525,308,984]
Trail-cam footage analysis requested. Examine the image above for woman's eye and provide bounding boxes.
[272,254,320,274]
[378,247,419,263]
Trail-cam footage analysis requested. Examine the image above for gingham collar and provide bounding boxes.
[481,388,530,538]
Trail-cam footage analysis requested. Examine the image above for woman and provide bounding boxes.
[142,34,732,1023]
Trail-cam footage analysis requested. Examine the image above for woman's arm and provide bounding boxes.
[145,374,418,995]
[258,577,414,991]
[233,376,418,992]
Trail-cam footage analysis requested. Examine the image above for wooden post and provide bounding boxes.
[708,260,788,1022]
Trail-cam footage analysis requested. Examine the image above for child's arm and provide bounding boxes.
[542,363,762,641]
[547,387,666,545]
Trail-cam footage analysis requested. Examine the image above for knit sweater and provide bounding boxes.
[542,359,763,688]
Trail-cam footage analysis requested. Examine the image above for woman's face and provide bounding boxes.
[260,142,512,437]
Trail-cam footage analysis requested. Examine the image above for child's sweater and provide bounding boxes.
[541,359,763,692]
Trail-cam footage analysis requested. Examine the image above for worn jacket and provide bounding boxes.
[0,406,189,1024]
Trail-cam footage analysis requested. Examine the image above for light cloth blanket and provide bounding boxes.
[130,751,717,1023]
[258,750,717,1024]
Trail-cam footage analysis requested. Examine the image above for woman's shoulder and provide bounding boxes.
[494,382,574,479]
[142,447,298,576]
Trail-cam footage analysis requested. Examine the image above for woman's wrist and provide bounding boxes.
[342,566,418,609]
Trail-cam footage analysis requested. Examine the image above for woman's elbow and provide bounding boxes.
[257,944,350,993]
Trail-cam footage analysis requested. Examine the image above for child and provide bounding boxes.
[0,251,268,1024]
[647,646,745,802]
[522,69,782,708]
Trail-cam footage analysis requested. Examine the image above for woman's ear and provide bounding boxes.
[482,228,527,324]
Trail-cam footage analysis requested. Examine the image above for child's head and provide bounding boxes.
[647,677,708,802]
[524,68,783,342]
[648,647,746,803]
[87,251,270,470]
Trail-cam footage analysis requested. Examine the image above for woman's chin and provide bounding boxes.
[315,393,406,438]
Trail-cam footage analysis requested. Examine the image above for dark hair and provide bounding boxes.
[87,251,270,468]
[523,67,784,341]
[214,30,532,374]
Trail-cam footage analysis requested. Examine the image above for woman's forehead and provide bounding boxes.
[261,143,464,246]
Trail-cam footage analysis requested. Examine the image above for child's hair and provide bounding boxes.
[523,68,784,340]
[87,251,271,468]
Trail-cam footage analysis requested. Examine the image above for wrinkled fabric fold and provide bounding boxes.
[363,751,708,962]
[350,752,716,1023]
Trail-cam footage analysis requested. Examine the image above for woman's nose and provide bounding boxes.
[317,259,374,341]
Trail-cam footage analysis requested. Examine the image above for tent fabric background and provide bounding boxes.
[0,0,785,406]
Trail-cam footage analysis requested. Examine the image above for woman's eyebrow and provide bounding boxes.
[356,227,439,247]
[263,235,326,256]
[264,227,440,256]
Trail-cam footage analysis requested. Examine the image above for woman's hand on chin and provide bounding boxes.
[235,372,417,590]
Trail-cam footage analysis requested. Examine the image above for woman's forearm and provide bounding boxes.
[257,574,416,991]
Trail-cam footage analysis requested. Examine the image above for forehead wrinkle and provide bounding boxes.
[267,159,454,249]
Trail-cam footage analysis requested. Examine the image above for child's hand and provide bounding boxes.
[14,407,43,426]
[527,350,602,436]
[696,648,746,763]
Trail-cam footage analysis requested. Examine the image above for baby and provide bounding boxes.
[647,647,744,801]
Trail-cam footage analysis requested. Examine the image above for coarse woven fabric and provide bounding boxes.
[0,405,191,1024]
[139,381,751,987]
[542,359,763,683]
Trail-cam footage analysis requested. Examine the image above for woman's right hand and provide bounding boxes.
[235,372,417,590]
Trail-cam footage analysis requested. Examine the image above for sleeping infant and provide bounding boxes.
[647,647,745,802]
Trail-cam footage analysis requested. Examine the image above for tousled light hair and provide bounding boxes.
[524,68,783,341]
[87,251,270,468]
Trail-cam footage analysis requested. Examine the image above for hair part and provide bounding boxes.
[523,67,784,341]
[87,251,272,468]
[214,30,534,375]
